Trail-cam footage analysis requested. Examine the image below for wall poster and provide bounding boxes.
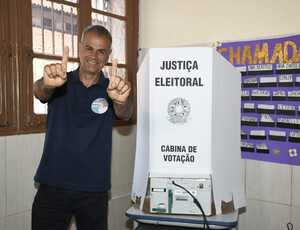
[218,35,300,165]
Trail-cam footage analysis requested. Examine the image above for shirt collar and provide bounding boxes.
[69,68,108,87]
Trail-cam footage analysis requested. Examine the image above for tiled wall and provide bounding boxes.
[1,127,299,230]
[0,125,136,230]
[239,161,300,230]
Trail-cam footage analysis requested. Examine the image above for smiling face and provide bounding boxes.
[79,31,112,76]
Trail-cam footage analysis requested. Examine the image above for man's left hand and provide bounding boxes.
[107,59,131,104]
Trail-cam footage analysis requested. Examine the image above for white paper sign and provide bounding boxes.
[149,47,213,177]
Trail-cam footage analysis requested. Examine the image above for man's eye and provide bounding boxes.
[86,46,93,51]
[96,50,107,55]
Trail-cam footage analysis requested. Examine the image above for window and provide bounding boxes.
[0,0,17,135]
[0,0,138,135]
[43,18,52,28]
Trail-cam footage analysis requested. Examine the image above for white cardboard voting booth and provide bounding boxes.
[132,47,246,216]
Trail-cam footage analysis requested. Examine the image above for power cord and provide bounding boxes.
[287,222,293,230]
[172,181,210,229]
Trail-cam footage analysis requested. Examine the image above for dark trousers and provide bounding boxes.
[32,185,108,230]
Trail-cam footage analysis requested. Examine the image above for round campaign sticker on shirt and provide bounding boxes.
[91,98,108,114]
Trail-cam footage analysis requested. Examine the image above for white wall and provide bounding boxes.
[139,1,300,229]
[140,0,300,48]
[0,126,136,230]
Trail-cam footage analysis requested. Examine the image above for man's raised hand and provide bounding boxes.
[107,59,131,104]
[43,46,69,88]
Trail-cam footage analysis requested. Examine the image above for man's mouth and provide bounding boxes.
[87,60,98,65]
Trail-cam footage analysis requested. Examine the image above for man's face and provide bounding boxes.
[79,31,111,75]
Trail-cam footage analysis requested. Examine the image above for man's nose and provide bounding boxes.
[90,50,98,57]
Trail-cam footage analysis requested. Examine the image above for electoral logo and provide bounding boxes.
[167,97,191,124]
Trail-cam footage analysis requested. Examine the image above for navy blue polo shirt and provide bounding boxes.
[34,69,115,192]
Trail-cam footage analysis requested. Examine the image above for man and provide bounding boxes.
[32,25,133,230]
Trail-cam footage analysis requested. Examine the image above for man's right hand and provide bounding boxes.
[43,46,69,88]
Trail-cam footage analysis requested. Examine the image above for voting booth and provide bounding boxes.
[132,47,246,216]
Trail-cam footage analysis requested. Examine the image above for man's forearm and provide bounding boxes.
[113,94,134,120]
[33,78,55,103]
